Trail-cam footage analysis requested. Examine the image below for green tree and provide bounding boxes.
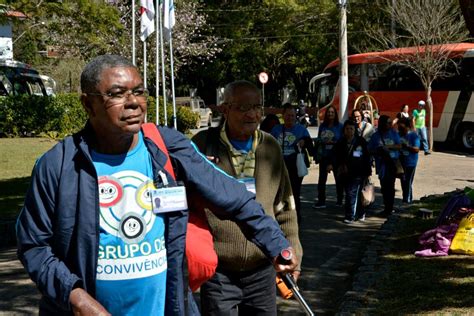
[369,0,469,150]
[180,1,381,107]
[6,0,220,93]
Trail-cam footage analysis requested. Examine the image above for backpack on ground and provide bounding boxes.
[435,192,472,227]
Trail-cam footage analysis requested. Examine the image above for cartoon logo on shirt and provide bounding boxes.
[119,212,146,243]
[98,172,156,243]
[383,137,395,145]
[98,177,123,208]
[320,130,335,142]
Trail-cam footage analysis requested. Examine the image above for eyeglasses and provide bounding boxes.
[86,88,149,105]
[225,103,263,112]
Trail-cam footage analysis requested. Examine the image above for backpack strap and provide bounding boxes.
[142,123,176,180]
[204,126,221,159]
[141,122,218,293]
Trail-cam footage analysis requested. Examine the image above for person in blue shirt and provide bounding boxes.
[271,103,313,223]
[313,105,344,209]
[368,115,402,216]
[397,117,420,204]
[16,55,298,316]
[329,120,372,223]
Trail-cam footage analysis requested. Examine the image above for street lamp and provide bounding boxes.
[13,22,46,44]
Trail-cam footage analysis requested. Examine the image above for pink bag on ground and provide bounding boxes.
[414,223,459,257]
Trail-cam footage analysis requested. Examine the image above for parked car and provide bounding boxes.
[175,96,212,128]
[0,59,49,97]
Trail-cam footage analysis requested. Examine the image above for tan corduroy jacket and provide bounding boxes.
[192,127,303,272]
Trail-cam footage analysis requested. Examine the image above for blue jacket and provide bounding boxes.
[16,124,290,315]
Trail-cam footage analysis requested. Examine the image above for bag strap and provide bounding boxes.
[141,123,176,180]
[204,126,221,159]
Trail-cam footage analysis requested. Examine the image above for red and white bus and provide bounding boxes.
[309,43,474,151]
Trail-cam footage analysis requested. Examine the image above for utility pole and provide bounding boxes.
[391,0,396,48]
[339,0,349,122]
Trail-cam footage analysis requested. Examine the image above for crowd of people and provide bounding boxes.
[263,99,426,224]
[16,54,428,315]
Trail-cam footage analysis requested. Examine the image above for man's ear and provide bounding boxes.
[220,103,229,119]
[81,93,94,117]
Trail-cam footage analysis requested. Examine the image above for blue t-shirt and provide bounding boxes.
[91,132,167,316]
[399,131,420,168]
[317,123,343,157]
[271,123,310,156]
[368,129,401,177]
[230,137,253,153]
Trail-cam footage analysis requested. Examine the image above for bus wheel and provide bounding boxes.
[460,124,474,151]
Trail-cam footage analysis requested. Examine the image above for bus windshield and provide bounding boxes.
[315,70,338,108]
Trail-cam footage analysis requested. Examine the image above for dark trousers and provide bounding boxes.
[318,158,343,204]
[200,264,277,316]
[401,166,416,203]
[344,176,364,220]
[380,168,396,215]
[284,157,303,224]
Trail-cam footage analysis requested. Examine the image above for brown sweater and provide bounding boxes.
[192,128,303,272]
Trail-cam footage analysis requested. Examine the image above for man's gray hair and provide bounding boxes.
[223,80,261,103]
[80,54,136,93]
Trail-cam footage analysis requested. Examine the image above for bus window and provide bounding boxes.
[370,64,424,91]
[348,64,361,91]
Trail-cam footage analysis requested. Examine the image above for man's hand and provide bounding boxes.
[272,247,298,275]
[292,270,301,282]
[70,288,111,316]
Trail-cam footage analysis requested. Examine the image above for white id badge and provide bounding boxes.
[238,178,256,194]
[353,150,362,157]
[151,186,188,214]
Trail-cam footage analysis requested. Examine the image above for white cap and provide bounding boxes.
[418,100,426,106]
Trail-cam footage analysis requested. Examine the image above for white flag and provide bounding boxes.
[163,0,175,38]
[140,0,155,41]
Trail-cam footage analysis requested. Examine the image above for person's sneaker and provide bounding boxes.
[357,215,366,222]
[424,151,431,155]
[312,202,326,209]
[343,219,355,224]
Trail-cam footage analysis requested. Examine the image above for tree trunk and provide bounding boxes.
[426,85,434,151]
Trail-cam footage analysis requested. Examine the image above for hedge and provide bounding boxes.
[0,94,199,138]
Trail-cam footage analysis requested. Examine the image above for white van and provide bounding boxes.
[0,59,48,96]
[175,96,212,128]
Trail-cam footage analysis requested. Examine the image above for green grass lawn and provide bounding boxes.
[0,138,57,220]
[373,194,474,315]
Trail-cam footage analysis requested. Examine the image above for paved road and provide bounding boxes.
[0,150,472,315]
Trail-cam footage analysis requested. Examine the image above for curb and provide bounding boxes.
[337,213,401,315]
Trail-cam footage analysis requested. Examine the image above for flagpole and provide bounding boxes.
[143,42,147,123]
[169,31,177,129]
[155,0,160,125]
[132,0,136,65]
[159,2,168,126]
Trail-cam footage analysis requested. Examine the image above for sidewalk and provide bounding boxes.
[0,163,389,315]
[276,164,387,315]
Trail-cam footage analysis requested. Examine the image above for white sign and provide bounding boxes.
[258,72,268,84]
[0,37,13,60]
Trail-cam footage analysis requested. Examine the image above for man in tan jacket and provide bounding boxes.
[192,80,302,316]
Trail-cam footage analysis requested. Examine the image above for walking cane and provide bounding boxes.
[276,249,315,316]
